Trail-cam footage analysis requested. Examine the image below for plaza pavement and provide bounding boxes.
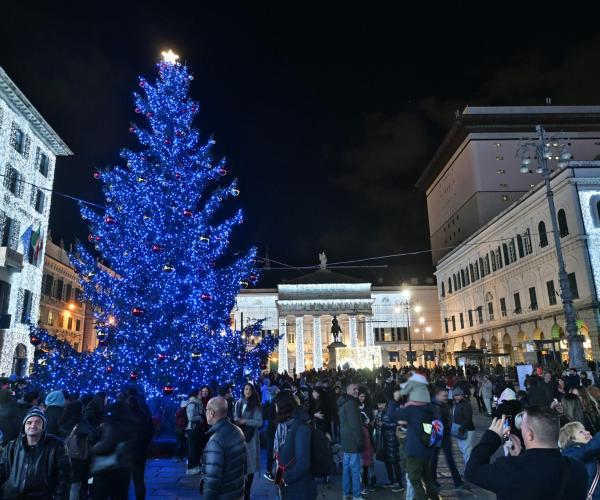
[136,400,496,499]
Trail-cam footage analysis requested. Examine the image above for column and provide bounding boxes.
[365,315,375,346]
[295,316,305,373]
[313,315,323,369]
[349,315,358,347]
[278,316,288,373]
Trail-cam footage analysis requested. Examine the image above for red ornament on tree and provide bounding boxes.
[163,384,175,396]
[93,170,102,180]
[201,293,212,302]
[130,371,138,381]
[164,138,171,145]
[146,112,153,118]
[249,273,258,283]
[151,244,162,253]
[129,127,136,133]
[106,366,113,372]
[87,234,95,242]
[218,167,227,177]
[104,216,116,225]
[131,307,144,317]
[157,353,167,361]
[139,79,146,87]
[183,209,193,218]
[29,334,41,346]
[175,172,182,180]
[135,107,141,113]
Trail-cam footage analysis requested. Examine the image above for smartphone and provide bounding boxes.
[503,415,512,441]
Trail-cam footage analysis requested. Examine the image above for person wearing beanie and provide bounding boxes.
[0,406,71,498]
[44,390,66,438]
[452,385,476,470]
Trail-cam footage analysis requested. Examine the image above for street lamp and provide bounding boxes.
[400,289,414,366]
[419,316,425,365]
[516,126,586,370]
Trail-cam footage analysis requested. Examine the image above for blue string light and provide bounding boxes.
[30,57,278,399]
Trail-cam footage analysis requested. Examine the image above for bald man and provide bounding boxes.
[200,397,247,500]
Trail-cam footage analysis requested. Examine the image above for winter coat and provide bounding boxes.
[562,432,600,499]
[337,394,364,453]
[452,399,475,433]
[377,401,400,463]
[186,397,205,431]
[58,400,83,437]
[201,418,246,500]
[45,406,64,438]
[310,396,331,436]
[480,379,493,400]
[0,398,23,446]
[0,432,71,499]
[400,376,430,403]
[276,407,317,500]
[129,406,154,464]
[234,399,262,475]
[396,403,434,459]
[466,430,587,500]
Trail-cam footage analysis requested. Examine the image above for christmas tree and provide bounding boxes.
[31,51,276,398]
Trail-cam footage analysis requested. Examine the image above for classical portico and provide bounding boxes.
[276,270,374,373]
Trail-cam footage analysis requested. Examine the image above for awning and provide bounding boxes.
[551,323,564,340]
[533,327,544,340]
[577,320,589,336]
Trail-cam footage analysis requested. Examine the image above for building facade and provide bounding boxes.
[417,106,600,265]
[435,163,600,365]
[232,269,441,372]
[39,238,87,351]
[0,66,71,375]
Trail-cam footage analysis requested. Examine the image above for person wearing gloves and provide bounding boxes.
[0,407,71,498]
[44,390,66,437]
[560,422,600,499]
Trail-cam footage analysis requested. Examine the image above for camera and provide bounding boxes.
[503,415,512,441]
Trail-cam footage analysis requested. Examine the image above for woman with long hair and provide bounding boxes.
[234,383,263,500]
[310,387,331,438]
[558,393,586,428]
[273,390,317,500]
[571,386,600,434]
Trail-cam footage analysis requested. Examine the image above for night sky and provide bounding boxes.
[1,4,600,275]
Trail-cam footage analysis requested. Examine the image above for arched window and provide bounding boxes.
[558,209,569,237]
[538,221,548,247]
[448,278,452,294]
[517,234,524,258]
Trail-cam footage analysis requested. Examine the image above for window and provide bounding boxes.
[479,258,485,277]
[55,280,64,301]
[558,209,569,237]
[465,267,470,285]
[546,280,557,306]
[461,269,466,287]
[539,221,548,247]
[43,275,54,296]
[503,243,510,265]
[440,282,445,297]
[500,298,507,317]
[524,229,533,255]
[4,166,21,197]
[67,317,73,330]
[468,309,473,327]
[444,319,449,334]
[487,302,494,320]
[0,216,19,250]
[451,316,456,331]
[398,327,408,341]
[496,247,503,268]
[47,310,54,326]
[529,287,538,310]
[568,273,579,299]
[477,306,484,324]
[33,189,45,213]
[10,125,24,154]
[288,333,295,344]
[65,284,72,302]
[453,274,458,291]
[448,278,452,294]
[469,264,475,282]
[375,328,381,342]
[459,313,464,329]
[517,234,524,258]
[514,293,522,314]
[491,251,497,272]
[474,261,480,280]
[509,239,517,263]
[76,319,81,332]
[37,150,49,177]
[0,280,10,316]
[20,290,32,323]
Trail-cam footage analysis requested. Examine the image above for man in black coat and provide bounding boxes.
[431,388,463,489]
[0,407,71,499]
[201,397,246,500]
[465,406,587,500]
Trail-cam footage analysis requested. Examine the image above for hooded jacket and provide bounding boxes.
[337,394,364,453]
[562,432,600,500]
[0,409,71,499]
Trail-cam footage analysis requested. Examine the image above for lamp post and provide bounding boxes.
[516,126,587,370]
[400,290,414,366]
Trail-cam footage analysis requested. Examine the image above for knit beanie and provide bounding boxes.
[22,406,46,431]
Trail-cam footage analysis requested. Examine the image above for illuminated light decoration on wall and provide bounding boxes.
[31,55,277,398]
[577,188,600,303]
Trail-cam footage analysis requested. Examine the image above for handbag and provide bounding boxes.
[66,425,89,461]
[90,442,128,475]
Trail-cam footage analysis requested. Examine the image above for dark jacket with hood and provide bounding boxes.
[201,417,246,500]
[378,400,400,462]
[0,390,23,446]
[276,407,317,500]
[337,394,364,453]
[0,412,71,499]
[562,431,600,500]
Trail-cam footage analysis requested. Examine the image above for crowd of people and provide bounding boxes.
[0,379,154,499]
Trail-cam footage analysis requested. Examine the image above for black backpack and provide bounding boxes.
[310,427,334,477]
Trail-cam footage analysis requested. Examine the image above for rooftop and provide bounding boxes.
[416,105,600,191]
[0,66,72,156]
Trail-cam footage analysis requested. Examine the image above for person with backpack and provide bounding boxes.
[174,398,188,462]
[185,389,205,475]
[273,390,317,500]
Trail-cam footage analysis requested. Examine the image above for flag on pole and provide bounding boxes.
[20,224,33,260]
[34,229,44,265]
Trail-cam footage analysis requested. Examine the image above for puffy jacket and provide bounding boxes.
[378,401,400,462]
[337,394,364,453]
[0,432,71,499]
[201,418,246,500]
[186,397,204,431]
[276,407,317,500]
[562,432,600,500]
